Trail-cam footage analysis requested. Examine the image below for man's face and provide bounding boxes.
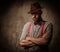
[31,13,41,22]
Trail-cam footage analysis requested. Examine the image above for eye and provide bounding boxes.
[31,12,37,15]
[36,14,38,17]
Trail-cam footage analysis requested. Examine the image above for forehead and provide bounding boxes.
[31,12,40,15]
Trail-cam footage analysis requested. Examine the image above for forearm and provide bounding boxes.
[30,37,47,45]
[20,40,35,47]
[29,33,48,45]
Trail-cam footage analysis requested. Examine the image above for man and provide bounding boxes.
[19,2,53,52]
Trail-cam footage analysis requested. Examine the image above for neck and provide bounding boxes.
[34,17,43,25]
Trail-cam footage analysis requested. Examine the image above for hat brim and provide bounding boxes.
[28,8,43,14]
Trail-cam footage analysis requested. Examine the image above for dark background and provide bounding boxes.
[0,0,60,52]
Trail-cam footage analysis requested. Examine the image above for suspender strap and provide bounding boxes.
[27,22,32,37]
[40,22,45,37]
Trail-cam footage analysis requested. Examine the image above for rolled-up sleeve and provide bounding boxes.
[44,23,53,42]
[20,22,30,41]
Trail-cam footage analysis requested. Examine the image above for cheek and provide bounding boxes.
[32,15,36,18]
[32,15,34,18]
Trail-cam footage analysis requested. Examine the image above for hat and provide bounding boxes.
[28,2,43,14]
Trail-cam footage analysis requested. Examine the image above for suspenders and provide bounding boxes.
[27,22,32,37]
[25,22,45,52]
[40,22,45,37]
[27,22,45,37]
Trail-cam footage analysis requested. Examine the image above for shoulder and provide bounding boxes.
[44,21,53,30]
[45,21,53,27]
[23,22,31,28]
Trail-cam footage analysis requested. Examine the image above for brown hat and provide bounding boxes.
[28,2,43,14]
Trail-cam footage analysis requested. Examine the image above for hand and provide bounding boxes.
[26,37,31,41]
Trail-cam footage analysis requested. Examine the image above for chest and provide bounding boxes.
[27,23,45,38]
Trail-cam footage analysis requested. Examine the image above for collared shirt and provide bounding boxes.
[20,21,53,52]
[20,21,53,41]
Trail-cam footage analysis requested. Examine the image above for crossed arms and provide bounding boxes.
[19,33,49,47]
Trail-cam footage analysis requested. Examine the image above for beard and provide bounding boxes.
[33,17,43,25]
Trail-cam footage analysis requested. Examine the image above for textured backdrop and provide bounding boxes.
[0,0,60,52]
